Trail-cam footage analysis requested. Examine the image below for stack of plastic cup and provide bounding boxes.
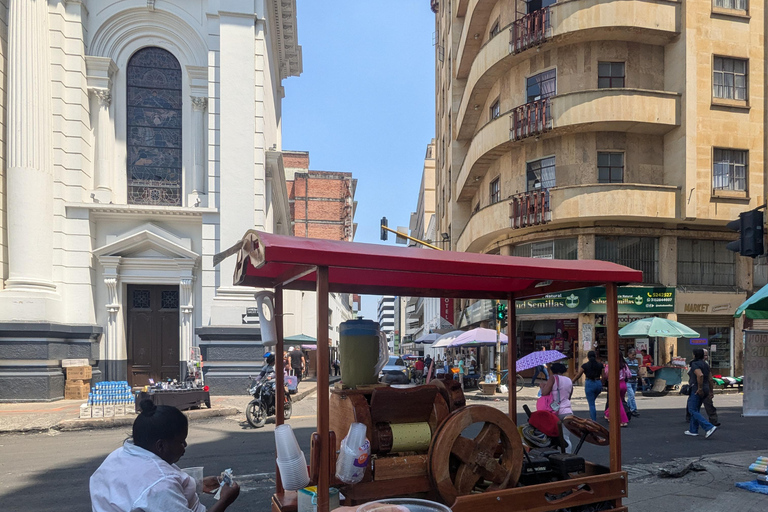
[274,424,310,490]
[335,423,370,484]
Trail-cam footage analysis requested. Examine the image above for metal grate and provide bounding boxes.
[595,236,658,283]
[512,238,577,259]
[161,290,180,309]
[133,290,150,309]
[677,239,735,286]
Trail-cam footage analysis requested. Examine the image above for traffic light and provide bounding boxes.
[496,301,507,321]
[726,208,764,258]
[380,217,388,241]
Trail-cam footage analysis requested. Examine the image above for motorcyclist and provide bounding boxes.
[258,353,276,381]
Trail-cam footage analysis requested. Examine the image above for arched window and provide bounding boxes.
[126,47,182,206]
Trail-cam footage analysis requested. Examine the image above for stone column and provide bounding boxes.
[91,89,113,203]
[190,97,208,199]
[104,276,120,377]
[180,278,195,377]
[4,0,55,295]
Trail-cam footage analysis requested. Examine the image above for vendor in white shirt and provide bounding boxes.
[90,399,240,512]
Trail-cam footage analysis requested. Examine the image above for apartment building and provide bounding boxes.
[378,295,396,352]
[432,0,763,375]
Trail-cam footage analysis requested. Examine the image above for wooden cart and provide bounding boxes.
[216,231,642,512]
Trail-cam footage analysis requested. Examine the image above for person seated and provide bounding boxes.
[90,400,240,512]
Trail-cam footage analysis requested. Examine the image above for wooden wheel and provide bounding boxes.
[428,405,523,505]
[561,415,610,446]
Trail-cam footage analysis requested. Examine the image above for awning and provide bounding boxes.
[215,231,643,300]
[735,283,768,319]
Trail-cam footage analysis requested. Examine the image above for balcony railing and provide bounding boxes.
[511,8,550,54]
[510,97,552,141]
[510,189,551,229]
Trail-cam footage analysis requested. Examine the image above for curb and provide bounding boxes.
[55,406,240,432]
[289,375,341,404]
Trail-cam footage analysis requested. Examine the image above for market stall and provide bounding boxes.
[215,231,642,512]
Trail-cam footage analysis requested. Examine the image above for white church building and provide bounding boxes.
[0,0,302,400]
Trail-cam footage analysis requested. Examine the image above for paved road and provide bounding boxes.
[0,391,759,512]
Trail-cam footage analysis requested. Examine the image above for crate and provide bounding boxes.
[115,404,126,416]
[64,382,90,400]
[91,405,104,418]
[79,405,92,419]
[62,358,89,368]
[66,366,92,381]
[103,404,115,418]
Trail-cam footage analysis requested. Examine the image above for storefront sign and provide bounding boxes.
[674,291,746,316]
[441,298,454,325]
[515,286,675,315]
[743,330,768,417]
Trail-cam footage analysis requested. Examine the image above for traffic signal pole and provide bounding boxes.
[380,224,443,251]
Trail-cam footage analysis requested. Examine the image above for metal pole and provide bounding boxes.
[507,294,516,419]
[495,300,501,386]
[316,267,330,512]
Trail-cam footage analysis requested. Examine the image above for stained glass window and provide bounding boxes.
[127,47,182,206]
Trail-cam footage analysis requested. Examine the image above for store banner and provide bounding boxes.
[743,330,768,417]
[441,298,454,325]
[515,286,675,315]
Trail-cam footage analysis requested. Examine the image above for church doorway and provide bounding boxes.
[127,285,180,386]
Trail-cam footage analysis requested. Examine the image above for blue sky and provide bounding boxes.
[282,1,436,320]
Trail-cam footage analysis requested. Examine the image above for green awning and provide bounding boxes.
[735,284,768,319]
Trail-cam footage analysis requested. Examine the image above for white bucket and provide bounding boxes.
[254,291,277,346]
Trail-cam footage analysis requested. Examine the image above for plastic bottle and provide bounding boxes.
[335,423,370,484]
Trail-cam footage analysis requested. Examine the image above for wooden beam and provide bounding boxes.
[274,285,285,494]
[507,293,516,419]
[316,266,330,512]
[606,283,622,476]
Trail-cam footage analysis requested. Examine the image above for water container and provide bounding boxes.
[339,319,388,388]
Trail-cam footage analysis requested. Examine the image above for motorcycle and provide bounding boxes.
[246,372,293,428]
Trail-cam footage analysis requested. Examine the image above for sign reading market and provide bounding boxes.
[515,286,675,315]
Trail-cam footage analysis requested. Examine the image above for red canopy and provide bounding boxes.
[217,230,643,299]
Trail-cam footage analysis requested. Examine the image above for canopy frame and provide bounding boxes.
[216,230,642,511]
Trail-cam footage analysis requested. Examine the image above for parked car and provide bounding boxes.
[379,355,409,384]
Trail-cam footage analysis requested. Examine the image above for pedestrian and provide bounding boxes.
[413,357,425,384]
[457,357,465,387]
[531,346,550,386]
[540,362,574,453]
[288,346,305,384]
[641,349,653,367]
[637,357,649,391]
[332,358,340,376]
[603,353,630,427]
[684,348,718,438]
[625,348,640,417]
[571,351,604,421]
[424,354,432,374]
[90,400,240,512]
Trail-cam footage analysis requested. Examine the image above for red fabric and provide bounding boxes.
[648,365,663,372]
[414,360,425,371]
[529,410,561,438]
[643,355,654,366]
[225,231,643,299]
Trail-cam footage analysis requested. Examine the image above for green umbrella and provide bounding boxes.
[735,283,768,319]
[618,317,699,338]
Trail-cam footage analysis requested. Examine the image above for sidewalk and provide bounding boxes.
[0,376,333,434]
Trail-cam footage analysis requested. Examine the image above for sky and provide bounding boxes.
[282,1,437,321]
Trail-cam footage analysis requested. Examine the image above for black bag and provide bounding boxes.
[680,384,691,396]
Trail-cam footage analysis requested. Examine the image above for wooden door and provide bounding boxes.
[127,285,180,386]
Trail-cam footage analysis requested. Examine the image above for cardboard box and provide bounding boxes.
[103,404,115,418]
[115,404,126,416]
[79,405,92,419]
[62,358,89,368]
[91,405,104,418]
[66,366,92,381]
[64,382,90,400]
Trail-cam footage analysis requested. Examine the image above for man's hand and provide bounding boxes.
[696,388,705,397]
[219,483,240,505]
[202,476,220,494]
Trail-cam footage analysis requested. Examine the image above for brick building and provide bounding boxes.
[284,151,358,241]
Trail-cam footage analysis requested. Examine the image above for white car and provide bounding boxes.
[379,355,409,384]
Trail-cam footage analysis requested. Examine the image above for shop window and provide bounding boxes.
[597,152,624,183]
[713,56,747,101]
[126,47,183,206]
[595,236,659,283]
[598,62,625,89]
[527,156,556,190]
[677,328,731,373]
[713,148,747,191]
[490,177,501,204]
[677,239,735,287]
[527,69,556,103]
[513,238,577,259]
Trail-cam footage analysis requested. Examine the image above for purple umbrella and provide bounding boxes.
[516,350,568,372]
[446,327,508,348]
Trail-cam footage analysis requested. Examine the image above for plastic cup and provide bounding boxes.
[277,452,309,490]
[345,423,366,450]
[181,466,204,493]
[274,424,302,461]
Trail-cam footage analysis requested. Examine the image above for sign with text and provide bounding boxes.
[743,330,768,417]
[515,286,675,315]
[441,298,454,325]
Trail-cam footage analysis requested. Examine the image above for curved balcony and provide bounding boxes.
[455,0,498,80]
[455,0,680,140]
[456,89,680,200]
[456,183,679,252]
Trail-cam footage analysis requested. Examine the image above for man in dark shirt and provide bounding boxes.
[288,346,305,383]
[684,348,717,438]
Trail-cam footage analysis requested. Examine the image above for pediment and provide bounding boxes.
[94,224,198,261]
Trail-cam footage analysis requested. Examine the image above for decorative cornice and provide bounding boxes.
[65,202,218,218]
[191,96,208,111]
[271,0,303,80]
[91,89,112,107]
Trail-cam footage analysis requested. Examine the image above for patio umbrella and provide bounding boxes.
[414,332,441,344]
[516,350,568,372]
[431,330,465,348]
[735,283,768,319]
[618,317,699,338]
[446,327,508,348]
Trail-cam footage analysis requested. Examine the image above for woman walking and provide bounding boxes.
[603,354,631,427]
[540,363,574,452]
[571,351,604,421]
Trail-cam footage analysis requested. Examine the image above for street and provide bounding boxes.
[0,391,763,512]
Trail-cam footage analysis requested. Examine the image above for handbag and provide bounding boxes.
[537,377,561,412]
[680,384,691,396]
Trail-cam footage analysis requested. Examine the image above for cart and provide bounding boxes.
[216,231,642,512]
